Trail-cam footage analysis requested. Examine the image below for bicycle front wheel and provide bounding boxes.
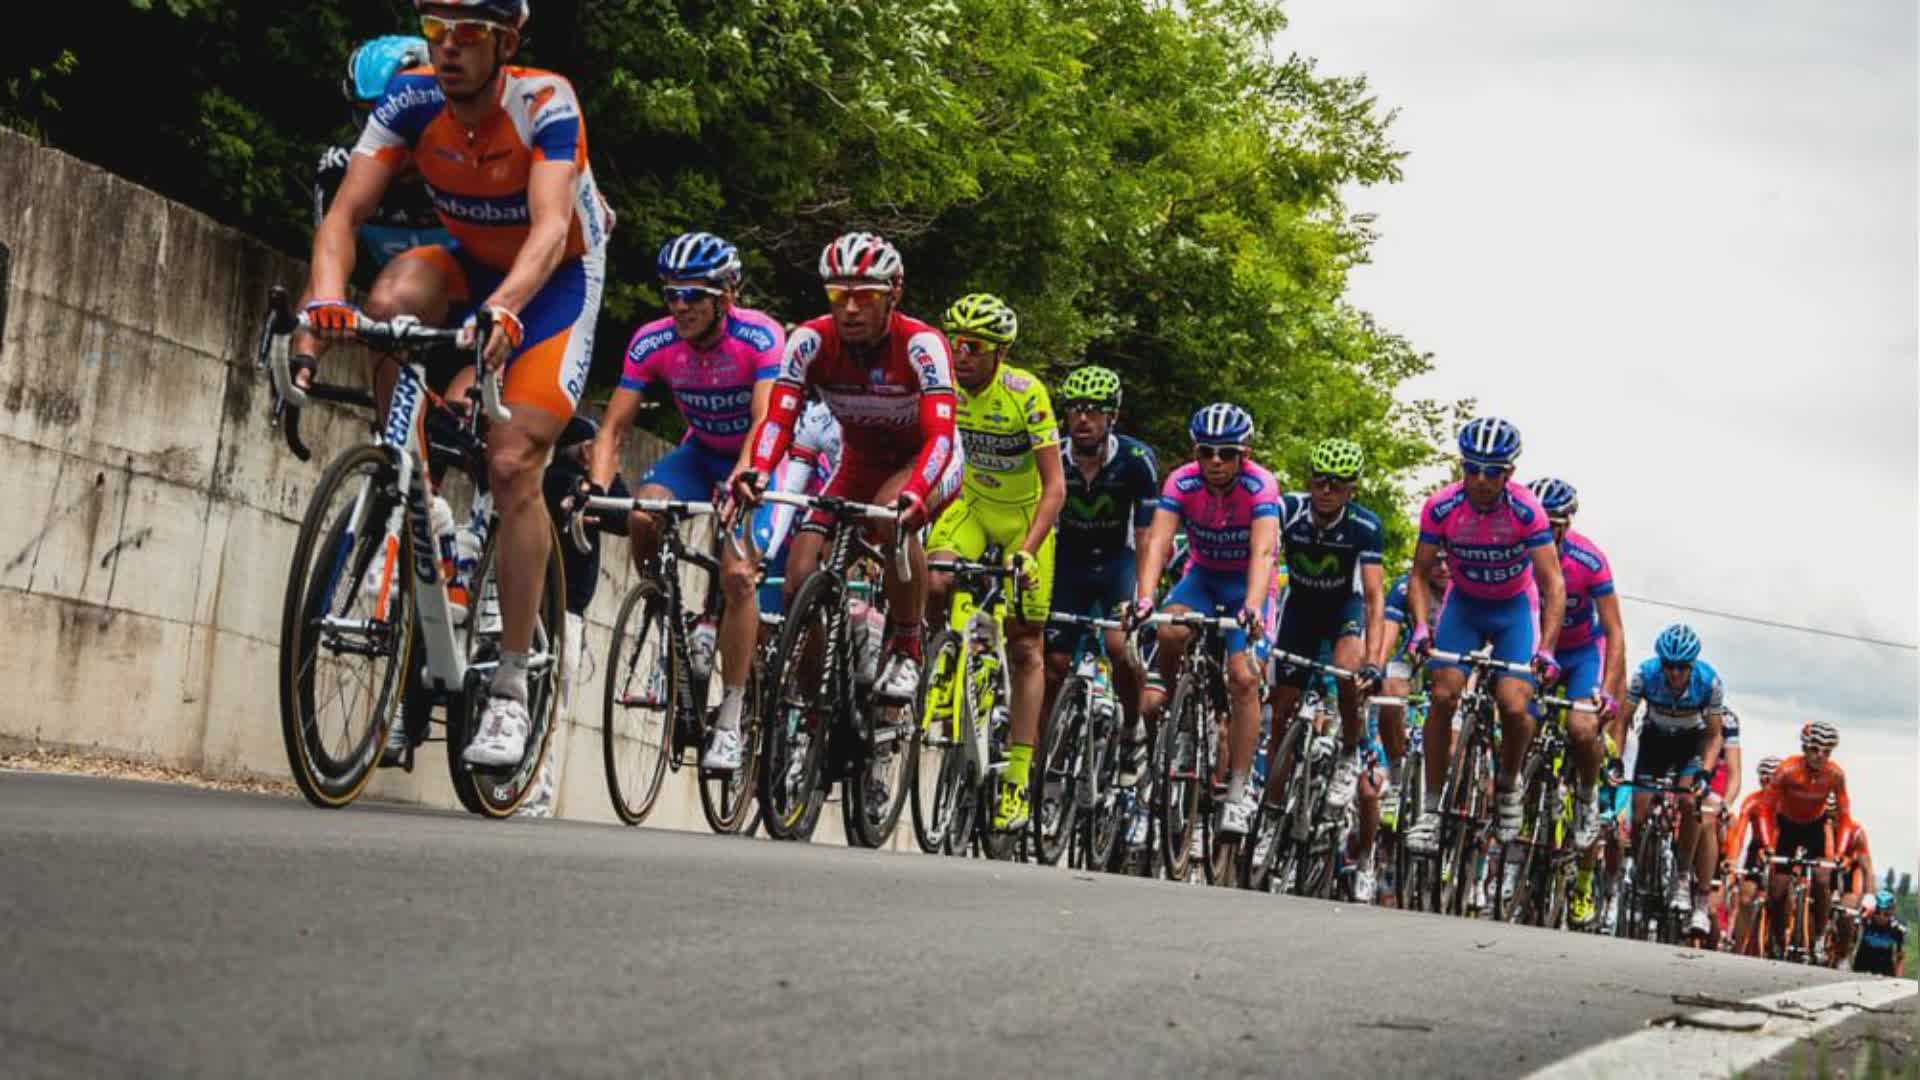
[909,630,964,854]
[971,646,1022,862]
[699,639,762,835]
[279,445,414,809]
[1033,676,1089,866]
[602,580,674,825]
[1157,672,1207,881]
[757,570,836,841]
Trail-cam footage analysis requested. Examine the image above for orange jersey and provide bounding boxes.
[1724,790,1766,865]
[353,66,614,272]
[1756,753,1848,848]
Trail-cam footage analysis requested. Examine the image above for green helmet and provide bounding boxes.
[942,293,1018,345]
[1310,438,1364,480]
[1059,365,1123,409]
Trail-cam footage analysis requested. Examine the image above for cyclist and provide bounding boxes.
[1616,624,1729,936]
[1404,418,1566,854]
[1045,365,1158,786]
[923,293,1065,832]
[1852,889,1907,977]
[297,0,615,768]
[1757,721,1849,956]
[750,398,842,615]
[1831,803,1874,966]
[1697,705,1743,942]
[584,232,783,771]
[314,36,448,283]
[1723,754,1781,954]
[1254,438,1388,898]
[739,232,959,703]
[1126,403,1281,839]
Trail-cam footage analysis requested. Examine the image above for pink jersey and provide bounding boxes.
[1158,460,1281,572]
[1556,527,1616,649]
[619,307,785,453]
[1416,480,1554,602]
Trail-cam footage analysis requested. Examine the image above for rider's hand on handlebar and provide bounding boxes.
[1408,623,1432,659]
[729,468,765,509]
[1357,664,1384,694]
[894,491,928,532]
[289,353,317,392]
[1604,757,1626,785]
[1006,549,1040,593]
[566,478,608,531]
[1120,597,1154,633]
[1687,771,1711,799]
[460,305,524,373]
[1595,689,1618,722]
[1235,605,1265,639]
[1531,649,1562,687]
[303,298,363,338]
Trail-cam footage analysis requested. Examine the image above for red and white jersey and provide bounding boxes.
[353,66,614,272]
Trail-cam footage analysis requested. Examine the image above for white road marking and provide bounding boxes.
[1529,976,1917,1079]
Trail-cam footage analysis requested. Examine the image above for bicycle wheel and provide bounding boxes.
[1157,672,1207,881]
[279,445,414,809]
[974,648,1022,862]
[700,627,762,835]
[448,518,566,819]
[1491,745,1546,923]
[1394,747,1429,911]
[843,690,913,849]
[1034,676,1089,866]
[909,630,963,854]
[602,580,674,825]
[1438,719,1490,917]
[757,570,836,841]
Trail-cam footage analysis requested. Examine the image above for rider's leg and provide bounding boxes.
[1377,672,1409,771]
[1422,666,1467,805]
[1144,614,1190,721]
[1223,647,1264,808]
[1331,633,1366,755]
[872,465,928,662]
[713,525,761,738]
[1492,675,1536,789]
[362,249,459,404]
[1261,683,1304,804]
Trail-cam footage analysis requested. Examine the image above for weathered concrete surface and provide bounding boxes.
[0,127,856,843]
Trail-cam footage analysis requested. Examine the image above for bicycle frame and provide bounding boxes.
[931,557,1018,787]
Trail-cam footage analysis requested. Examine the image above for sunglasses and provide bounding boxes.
[420,14,504,46]
[1461,460,1509,478]
[951,336,1003,356]
[1062,400,1113,415]
[663,284,724,305]
[1661,660,1693,672]
[824,284,890,308]
[1194,445,1243,463]
[1309,473,1355,489]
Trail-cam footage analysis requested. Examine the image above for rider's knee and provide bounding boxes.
[720,555,758,603]
[1226,656,1261,697]
[1007,627,1044,668]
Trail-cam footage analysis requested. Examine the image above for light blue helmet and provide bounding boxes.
[656,232,743,286]
[1654,624,1702,664]
[1190,402,1254,445]
[1528,477,1579,518]
[1458,416,1523,466]
[343,36,431,104]
[1876,889,1896,911]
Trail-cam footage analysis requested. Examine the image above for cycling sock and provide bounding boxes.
[1006,743,1033,788]
[716,685,745,733]
[492,651,530,703]
[1422,789,1441,813]
[885,622,923,662]
[1226,769,1250,806]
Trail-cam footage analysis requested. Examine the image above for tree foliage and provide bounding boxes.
[11,0,1457,561]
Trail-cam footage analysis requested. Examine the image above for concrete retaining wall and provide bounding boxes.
[0,128,906,848]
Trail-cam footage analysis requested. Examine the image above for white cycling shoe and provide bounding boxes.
[1352,866,1378,904]
[701,726,743,772]
[874,653,920,701]
[1572,787,1602,849]
[463,696,530,767]
[1218,793,1257,837]
[1405,811,1440,856]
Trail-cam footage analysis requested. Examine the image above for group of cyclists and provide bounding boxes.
[285,1,1903,978]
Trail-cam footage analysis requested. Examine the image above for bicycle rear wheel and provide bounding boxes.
[909,631,963,854]
[1437,719,1490,917]
[279,445,414,809]
[1034,676,1089,866]
[1157,673,1207,881]
[700,631,762,835]
[602,580,674,824]
[757,571,835,841]
[448,518,566,819]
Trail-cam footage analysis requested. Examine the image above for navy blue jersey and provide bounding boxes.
[1853,919,1906,976]
[1057,434,1159,564]
[1276,493,1384,605]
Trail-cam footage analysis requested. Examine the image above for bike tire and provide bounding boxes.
[447,518,566,819]
[1157,672,1207,882]
[909,630,963,854]
[1033,676,1088,866]
[843,691,913,849]
[278,445,414,809]
[757,570,836,841]
[602,580,674,825]
[697,641,761,833]
[974,649,1022,862]
[1491,744,1546,923]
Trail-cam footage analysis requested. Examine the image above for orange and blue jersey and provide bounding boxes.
[352,66,614,272]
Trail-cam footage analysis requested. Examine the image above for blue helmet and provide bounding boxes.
[656,232,742,286]
[343,35,431,104]
[1654,624,1702,664]
[1190,402,1254,445]
[1528,477,1579,518]
[412,0,531,31]
[1876,889,1896,911]
[1458,416,1522,466]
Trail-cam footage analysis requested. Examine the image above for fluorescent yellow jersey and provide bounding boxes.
[953,363,1058,507]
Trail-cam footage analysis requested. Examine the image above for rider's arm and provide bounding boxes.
[1134,507,1180,605]
[1408,540,1440,631]
[748,326,821,476]
[478,157,575,320]
[1595,592,1628,702]
[1696,711,1724,785]
[899,330,958,504]
[588,386,646,491]
[303,153,394,306]
[1721,742,1743,806]
[1530,542,1566,654]
[1242,514,1279,612]
[732,324,786,477]
[1023,441,1066,555]
[1833,763,1852,823]
[1360,562,1388,669]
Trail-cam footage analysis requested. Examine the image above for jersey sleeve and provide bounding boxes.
[901,329,958,502]
[1384,578,1410,625]
[752,325,824,473]
[1157,471,1187,517]
[313,145,351,227]
[1588,544,1616,598]
[1625,665,1647,710]
[619,323,675,393]
[1511,485,1555,549]
[1358,511,1385,565]
[526,76,586,167]
[1021,380,1059,450]
[1129,442,1161,527]
[753,320,786,381]
[1416,493,1445,547]
[353,74,439,168]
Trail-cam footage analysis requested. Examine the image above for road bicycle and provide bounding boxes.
[1034,612,1128,868]
[754,490,914,847]
[1490,693,1600,927]
[1139,610,1241,884]
[1243,650,1357,897]
[258,288,563,817]
[1766,849,1846,964]
[1617,775,1694,944]
[1378,690,1427,911]
[576,495,762,834]
[1415,647,1531,916]
[911,550,1025,861]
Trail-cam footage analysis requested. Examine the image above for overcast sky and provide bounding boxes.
[1281,0,1917,875]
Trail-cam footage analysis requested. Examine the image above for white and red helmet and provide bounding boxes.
[818,231,903,284]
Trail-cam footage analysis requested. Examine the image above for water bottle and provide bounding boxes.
[428,496,462,617]
[848,599,884,684]
[451,513,486,624]
[688,613,718,681]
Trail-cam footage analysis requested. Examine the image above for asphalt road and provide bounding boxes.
[1,772,1902,1077]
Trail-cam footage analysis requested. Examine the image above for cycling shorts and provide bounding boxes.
[638,438,735,503]
[401,242,602,421]
[1632,727,1705,784]
[806,449,961,532]
[1554,638,1603,700]
[1047,555,1134,656]
[1164,565,1272,660]
[1272,592,1363,690]
[1432,590,1538,681]
[1773,816,1830,862]
[927,497,1054,623]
